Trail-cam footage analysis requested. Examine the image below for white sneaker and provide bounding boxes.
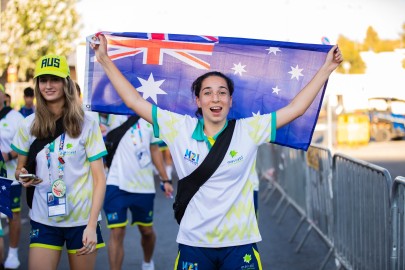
[142,260,155,270]
[4,253,20,269]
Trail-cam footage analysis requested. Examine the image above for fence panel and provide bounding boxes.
[390,176,405,270]
[333,153,392,270]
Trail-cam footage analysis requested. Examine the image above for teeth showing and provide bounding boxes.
[210,107,221,110]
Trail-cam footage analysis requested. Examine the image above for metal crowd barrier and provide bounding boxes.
[257,144,335,269]
[390,176,405,270]
[301,145,334,269]
[332,153,392,270]
[257,144,397,270]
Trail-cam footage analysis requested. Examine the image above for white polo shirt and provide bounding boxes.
[152,106,276,248]
[11,113,107,227]
[106,118,161,193]
[0,109,24,183]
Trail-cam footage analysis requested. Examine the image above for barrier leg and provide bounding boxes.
[295,224,313,253]
[272,194,285,216]
[318,247,333,270]
[277,201,290,224]
[289,216,305,243]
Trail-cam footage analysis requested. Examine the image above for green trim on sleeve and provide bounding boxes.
[88,150,107,162]
[270,111,277,142]
[11,144,28,156]
[152,105,160,138]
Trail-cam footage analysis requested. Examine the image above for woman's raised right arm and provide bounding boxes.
[91,34,153,124]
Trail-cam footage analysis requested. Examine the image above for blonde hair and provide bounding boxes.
[31,76,84,139]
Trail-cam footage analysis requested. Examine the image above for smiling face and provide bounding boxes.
[196,75,233,126]
[38,75,65,104]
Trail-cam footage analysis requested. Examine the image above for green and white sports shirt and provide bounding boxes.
[0,109,24,183]
[152,106,276,248]
[107,118,162,193]
[11,113,107,227]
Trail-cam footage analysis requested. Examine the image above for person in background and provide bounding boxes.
[19,87,35,117]
[11,54,107,270]
[0,149,7,270]
[4,94,11,108]
[103,116,172,270]
[98,113,127,141]
[0,83,24,270]
[161,143,174,180]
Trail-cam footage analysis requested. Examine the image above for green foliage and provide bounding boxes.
[362,26,380,51]
[336,35,366,74]
[336,23,405,74]
[0,0,81,81]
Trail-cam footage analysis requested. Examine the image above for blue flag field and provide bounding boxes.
[0,176,13,218]
[84,32,332,150]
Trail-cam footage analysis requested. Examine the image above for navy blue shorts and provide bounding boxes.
[175,243,262,270]
[10,184,22,212]
[103,185,155,228]
[29,220,105,253]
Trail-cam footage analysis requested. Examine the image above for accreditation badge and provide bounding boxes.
[47,191,67,217]
[52,179,67,198]
[136,146,151,168]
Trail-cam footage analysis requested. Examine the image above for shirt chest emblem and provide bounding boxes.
[227,149,244,165]
[183,148,200,165]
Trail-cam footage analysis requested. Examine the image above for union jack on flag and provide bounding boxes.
[84,32,332,150]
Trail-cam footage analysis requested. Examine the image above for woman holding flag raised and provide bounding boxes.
[91,33,342,269]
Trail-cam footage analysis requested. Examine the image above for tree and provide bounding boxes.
[0,0,81,81]
[363,26,381,52]
[401,23,405,48]
[336,35,366,74]
[401,23,405,69]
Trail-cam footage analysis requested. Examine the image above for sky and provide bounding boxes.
[76,0,405,45]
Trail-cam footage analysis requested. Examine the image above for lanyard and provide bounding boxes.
[45,133,66,186]
[99,114,111,126]
[130,122,142,145]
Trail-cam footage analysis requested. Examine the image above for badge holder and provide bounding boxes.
[47,179,67,217]
[136,146,151,168]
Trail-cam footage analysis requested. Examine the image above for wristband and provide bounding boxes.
[160,180,172,185]
[160,180,172,192]
[7,152,12,161]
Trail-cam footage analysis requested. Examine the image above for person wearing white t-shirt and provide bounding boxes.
[103,117,172,270]
[0,83,24,270]
[11,54,107,270]
[91,34,342,269]
[0,148,8,270]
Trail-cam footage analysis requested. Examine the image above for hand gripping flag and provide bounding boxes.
[84,32,332,150]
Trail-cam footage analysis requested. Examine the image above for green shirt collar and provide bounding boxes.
[192,118,229,142]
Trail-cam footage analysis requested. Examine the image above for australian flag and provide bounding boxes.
[0,177,12,218]
[84,32,332,150]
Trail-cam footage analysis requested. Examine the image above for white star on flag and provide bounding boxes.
[137,73,167,104]
[288,65,304,80]
[266,47,281,55]
[231,62,247,76]
[272,86,281,94]
[1,185,5,191]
